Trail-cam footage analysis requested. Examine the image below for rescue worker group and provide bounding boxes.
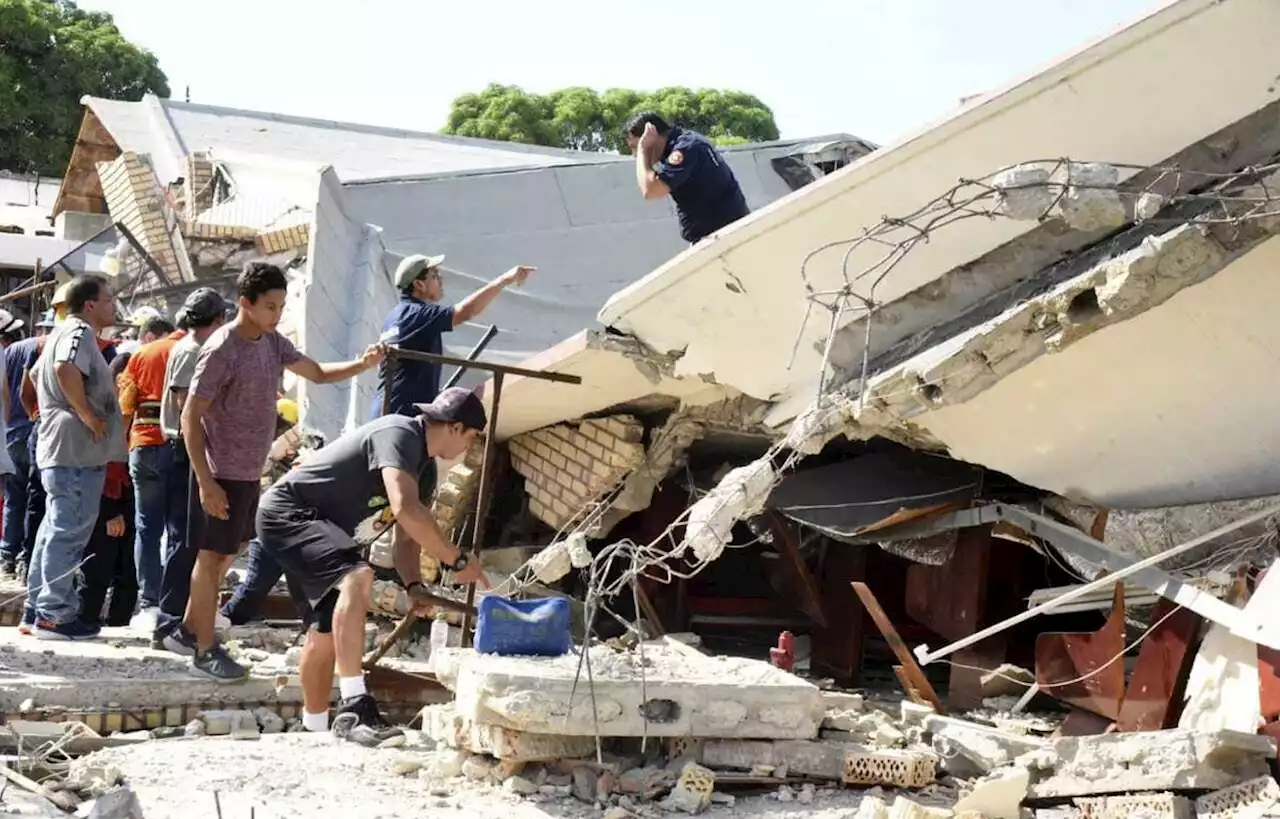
[0,111,751,748]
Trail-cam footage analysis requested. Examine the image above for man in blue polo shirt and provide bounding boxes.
[372,255,533,418]
[627,112,750,245]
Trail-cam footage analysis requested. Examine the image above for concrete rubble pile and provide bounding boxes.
[352,633,1273,817]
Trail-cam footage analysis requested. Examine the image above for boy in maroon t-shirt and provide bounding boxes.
[173,262,383,683]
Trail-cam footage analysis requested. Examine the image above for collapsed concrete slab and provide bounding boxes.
[1027,728,1275,799]
[435,642,824,739]
[0,628,286,711]
[420,703,595,761]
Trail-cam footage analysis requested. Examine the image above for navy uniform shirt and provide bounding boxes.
[655,127,750,244]
[372,295,454,418]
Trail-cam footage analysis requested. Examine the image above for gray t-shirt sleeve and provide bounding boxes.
[53,323,96,376]
[168,344,200,392]
[366,425,422,475]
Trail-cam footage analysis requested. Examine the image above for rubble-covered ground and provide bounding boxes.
[70,732,932,819]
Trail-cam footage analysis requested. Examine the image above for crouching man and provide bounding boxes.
[257,387,486,745]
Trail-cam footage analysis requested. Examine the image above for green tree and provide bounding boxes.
[0,0,169,176]
[442,84,780,153]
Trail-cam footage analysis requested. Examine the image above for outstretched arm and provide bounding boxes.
[285,345,384,384]
[451,266,533,327]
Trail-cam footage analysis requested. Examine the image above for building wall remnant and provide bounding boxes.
[95,152,185,285]
[508,415,645,535]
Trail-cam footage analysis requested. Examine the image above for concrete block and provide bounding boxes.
[1074,792,1191,819]
[887,795,952,819]
[420,703,595,761]
[926,714,1048,775]
[822,691,865,712]
[953,766,1029,819]
[442,642,823,739]
[1029,729,1275,799]
[1195,774,1280,819]
[703,738,864,781]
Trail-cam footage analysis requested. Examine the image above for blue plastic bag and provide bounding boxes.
[475,596,572,657]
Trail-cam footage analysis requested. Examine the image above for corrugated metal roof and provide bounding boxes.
[83,95,607,184]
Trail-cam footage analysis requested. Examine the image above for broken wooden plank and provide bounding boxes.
[766,514,829,628]
[852,581,946,714]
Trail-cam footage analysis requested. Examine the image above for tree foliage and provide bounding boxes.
[0,0,169,175]
[443,84,780,153]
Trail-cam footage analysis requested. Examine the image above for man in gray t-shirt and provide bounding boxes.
[26,275,123,639]
[257,387,486,745]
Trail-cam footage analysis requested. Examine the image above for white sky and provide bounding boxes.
[79,0,1163,145]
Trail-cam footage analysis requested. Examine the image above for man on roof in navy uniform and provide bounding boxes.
[627,112,751,245]
[372,255,534,418]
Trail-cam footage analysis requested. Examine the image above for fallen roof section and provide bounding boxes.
[79,94,601,192]
[598,0,1280,411]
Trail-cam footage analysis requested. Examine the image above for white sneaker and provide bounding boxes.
[130,607,158,634]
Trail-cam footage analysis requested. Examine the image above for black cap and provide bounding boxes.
[413,387,487,432]
[180,287,232,324]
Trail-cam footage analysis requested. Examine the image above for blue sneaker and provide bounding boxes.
[34,618,101,641]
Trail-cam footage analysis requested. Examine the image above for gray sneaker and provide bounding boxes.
[191,644,248,684]
[158,626,198,656]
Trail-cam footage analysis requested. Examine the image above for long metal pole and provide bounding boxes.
[460,371,503,647]
[442,324,498,390]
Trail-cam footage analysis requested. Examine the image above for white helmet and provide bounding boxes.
[129,305,165,327]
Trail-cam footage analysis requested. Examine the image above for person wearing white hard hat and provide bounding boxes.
[371,254,534,419]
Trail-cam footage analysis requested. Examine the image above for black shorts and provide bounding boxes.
[188,475,259,557]
[256,500,367,634]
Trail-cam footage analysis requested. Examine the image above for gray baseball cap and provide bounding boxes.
[179,287,233,325]
[394,254,445,290]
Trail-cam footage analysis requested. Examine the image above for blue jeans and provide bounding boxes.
[26,466,106,625]
[130,443,187,608]
[2,437,31,565]
[221,538,307,624]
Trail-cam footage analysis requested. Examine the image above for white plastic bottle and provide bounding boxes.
[429,614,450,671]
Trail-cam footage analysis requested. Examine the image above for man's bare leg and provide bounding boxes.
[299,630,336,731]
[333,566,374,686]
[184,551,234,651]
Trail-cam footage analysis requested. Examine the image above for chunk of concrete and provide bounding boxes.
[703,739,863,781]
[197,709,258,737]
[1195,774,1280,819]
[1029,729,1275,799]
[980,664,1036,698]
[87,785,144,819]
[420,703,596,761]
[66,760,122,797]
[824,709,905,746]
[953,766,1029,819]
[926,715,1047,776]
[886,795,952,819]
[442,642,823,739]
[822,691,865,712]
[253,706,285,734]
